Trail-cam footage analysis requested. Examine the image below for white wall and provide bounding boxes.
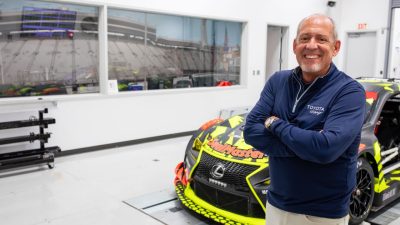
[336,0,390,76]
[0,0,389,151]
[388,9,400,78]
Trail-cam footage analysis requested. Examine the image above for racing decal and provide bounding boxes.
[373,141,390,193]
[366,99,374,105]
[384,86,394,93]
[200,118,224,131]
[365,91,378,100]
[375,177,390,193]
[366,91,377,105]
[191,131,205,151]
[247,165,269,212]
[208,139,265,159]
[375,83,395,87]
[225,135,234,145]
[368,82,395,92]
[389,170,400,181]
[210,126,228,139]
[374,142,382,171]
[228,115,244,128]
[382,187,397,201]
[366,91,378,100]
[230,129,244,146]
[233,138,254,150]
[193,137,203,151]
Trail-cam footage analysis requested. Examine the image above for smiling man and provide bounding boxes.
[244,14,366,225]
[294,15,341,83]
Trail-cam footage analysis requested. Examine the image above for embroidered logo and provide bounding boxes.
[307,104,325,115]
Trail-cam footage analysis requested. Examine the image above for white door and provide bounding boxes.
[344,32,377,78]
[388,8,400,78]
[266,26,288,81]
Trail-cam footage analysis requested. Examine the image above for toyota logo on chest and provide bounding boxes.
[210,163,226,179]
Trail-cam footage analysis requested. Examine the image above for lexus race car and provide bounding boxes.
[174,78,400,225]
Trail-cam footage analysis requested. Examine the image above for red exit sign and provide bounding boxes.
[358,23,367,30]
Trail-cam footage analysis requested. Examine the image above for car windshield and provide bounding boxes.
[360,82,381,124]
[364,100,373,124]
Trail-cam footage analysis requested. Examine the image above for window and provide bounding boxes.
[0,1,243,97]
[0,0,99,97]
[108,8,242,91]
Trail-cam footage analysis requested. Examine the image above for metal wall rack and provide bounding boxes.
[0,108,60,170]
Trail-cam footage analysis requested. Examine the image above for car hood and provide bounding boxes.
[201,114,268,163]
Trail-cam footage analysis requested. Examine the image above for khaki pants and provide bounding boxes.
[266,202,349,225]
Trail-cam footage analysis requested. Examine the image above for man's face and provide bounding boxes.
[293,16,340,78]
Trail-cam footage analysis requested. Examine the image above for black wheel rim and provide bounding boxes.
[350,168,373,219]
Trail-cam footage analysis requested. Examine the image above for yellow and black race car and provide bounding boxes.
[174,78,400,225]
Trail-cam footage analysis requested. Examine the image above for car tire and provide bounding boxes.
[349,157,375,225]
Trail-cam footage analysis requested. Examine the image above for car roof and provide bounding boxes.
[357,78,400,94]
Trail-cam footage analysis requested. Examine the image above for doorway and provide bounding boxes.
[344,31,377,78]
[266,25,289,81]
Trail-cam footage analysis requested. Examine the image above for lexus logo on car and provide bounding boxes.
[210,163,226,179]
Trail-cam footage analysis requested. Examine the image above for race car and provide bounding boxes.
[174,78,400,225]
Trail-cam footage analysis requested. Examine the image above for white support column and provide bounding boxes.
[98,5,108,95]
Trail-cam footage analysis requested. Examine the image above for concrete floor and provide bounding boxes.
[0,135,377,225]
[0,136,191,225]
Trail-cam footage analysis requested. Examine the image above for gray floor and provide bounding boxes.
[0,136,192,225]
[0,135,380,225]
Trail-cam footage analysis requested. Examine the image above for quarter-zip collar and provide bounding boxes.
[291,63,338,113]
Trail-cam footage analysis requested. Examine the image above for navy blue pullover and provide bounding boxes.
[244,64,365,218]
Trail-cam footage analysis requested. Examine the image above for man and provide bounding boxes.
[244,14,365,225]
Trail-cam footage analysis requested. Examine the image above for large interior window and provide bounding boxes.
[0,0,99,97]
[108,8,242,91]
[0,1,243,97]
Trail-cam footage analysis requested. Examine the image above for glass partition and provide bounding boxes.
[0,1,242,97]
[108,8,242,91]
[0,0,99,97]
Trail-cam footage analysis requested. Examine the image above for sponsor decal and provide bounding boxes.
[208,139,265,159]
[307,104,325,115]
[383,188,396,201]
[357,159,363,168]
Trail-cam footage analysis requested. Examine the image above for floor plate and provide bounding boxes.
[124,188,400,225]
[124,188,208,225]
[367,198,400,225]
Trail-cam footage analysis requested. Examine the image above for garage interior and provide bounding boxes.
[0,0,400,225]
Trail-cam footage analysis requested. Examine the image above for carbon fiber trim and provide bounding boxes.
[195,151,259,188]
[191,151,264,218]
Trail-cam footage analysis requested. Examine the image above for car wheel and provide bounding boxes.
[349,157,375,225]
